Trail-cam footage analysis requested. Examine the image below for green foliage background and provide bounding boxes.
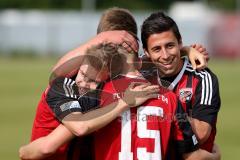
[0,57,239,159]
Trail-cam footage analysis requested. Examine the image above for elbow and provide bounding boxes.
[72,122,89,137]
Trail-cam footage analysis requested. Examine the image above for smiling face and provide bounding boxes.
[144,30,183,77]
[75,59,109,93]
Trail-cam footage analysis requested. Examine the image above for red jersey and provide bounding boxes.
[94,75,198,160]
[141,57,221,152]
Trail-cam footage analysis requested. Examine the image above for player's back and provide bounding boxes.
[94,75,186,160]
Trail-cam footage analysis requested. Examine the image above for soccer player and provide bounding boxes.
[140,11,221,153]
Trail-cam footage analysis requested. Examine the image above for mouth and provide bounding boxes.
[162,59,174,65]
[159,58,174,67]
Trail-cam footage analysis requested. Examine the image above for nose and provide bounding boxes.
[161,48,170,59]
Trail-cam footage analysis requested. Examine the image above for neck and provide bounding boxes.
[159,59,184,78]
[175,59,184,76]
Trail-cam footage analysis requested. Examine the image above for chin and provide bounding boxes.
[162,70,175,77]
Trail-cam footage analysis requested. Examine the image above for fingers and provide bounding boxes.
[192,44,207,53]
[127,82,160,98]
[132,84,159,94]
[122,41,138,53]
[190,44,196,48]
[189,44,208,70]
[116,31,138,53]
[145,93,159,99]
[204,52,210,62]
[189,58,197,70]
[128,82,153,91]
[142,85,160,92]
[98,30,139,53]
[135,85,160,97]
[128,82,150,88]
[192,44,209,59]
[196,58,207,70]
[122,31,139,52]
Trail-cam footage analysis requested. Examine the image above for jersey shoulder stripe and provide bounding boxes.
[63,77,78,98]
[185,64,213,105]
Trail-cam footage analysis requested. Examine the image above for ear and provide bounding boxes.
[143,49,150,58]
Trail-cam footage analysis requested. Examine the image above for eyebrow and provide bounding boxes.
[151,46,161,51]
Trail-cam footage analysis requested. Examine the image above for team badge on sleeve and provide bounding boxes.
[179,88,193,103]
[60,101,81,112]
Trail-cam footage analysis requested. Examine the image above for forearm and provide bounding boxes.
[51,44,88,79]
[19,137,52,160]
[19,125,74,160]
[63,99,128,136]
[80,99,128,131]
[190,118,212,144]
[63,82,159,136]
[51,36,104,78]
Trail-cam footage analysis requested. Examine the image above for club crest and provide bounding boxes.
[179,88,193,103]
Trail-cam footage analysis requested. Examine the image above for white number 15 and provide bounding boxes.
[119,106,163,160]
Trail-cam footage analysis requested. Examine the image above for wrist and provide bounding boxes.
[181,46,191,56]
[117,99,130,112]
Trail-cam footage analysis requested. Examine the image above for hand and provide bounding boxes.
[90,30,139,53]
[122,82,159,107]
[19,146,25,160]
[212,143,221,160]
[191,44,209,62]
[187,45,208,70]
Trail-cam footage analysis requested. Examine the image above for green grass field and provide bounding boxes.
[0,57,239,159]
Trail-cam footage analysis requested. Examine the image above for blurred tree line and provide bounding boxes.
[0,0,238,11]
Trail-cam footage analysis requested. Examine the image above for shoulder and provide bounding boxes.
[47,77,79,99]
[185,62,219,83]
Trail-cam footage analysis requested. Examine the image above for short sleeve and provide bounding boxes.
[192,69,221,126]
[46,77,83,121]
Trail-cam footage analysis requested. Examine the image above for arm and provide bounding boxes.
[189,118,211,144]
[19,125,74,160]
[62,82,159,136]
[191,71,221,144]
[172,99,220,160]
[51,30,138,80]
[181,44,209,70]
[63,99,128,136]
